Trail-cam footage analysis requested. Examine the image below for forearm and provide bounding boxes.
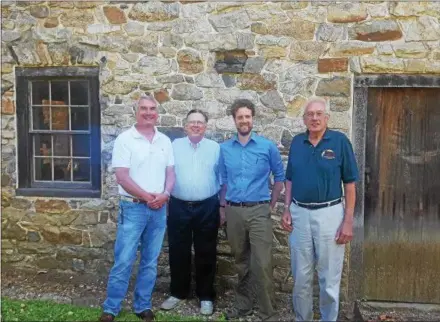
[271,181,284,206]
[343,182,356,223]
[164,167,175,194]
[219,184,227,206]
[284,180,292,207]
[117,175,150,200]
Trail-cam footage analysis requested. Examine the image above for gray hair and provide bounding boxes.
[302,96,330,116]
[132,95,157,113]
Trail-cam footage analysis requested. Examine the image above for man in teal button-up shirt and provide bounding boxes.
[219,99,285,321]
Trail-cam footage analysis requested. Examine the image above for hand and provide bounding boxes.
[269,202,276,214]
[281,208,293,232]
[219,207,226,226]
[335,219,353,244]
[148,193,169,210]
[142,193,155,203]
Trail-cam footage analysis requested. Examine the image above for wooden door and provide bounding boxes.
[364,87,440,303]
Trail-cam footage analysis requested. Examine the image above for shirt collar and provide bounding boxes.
[187,136,204,148]
[130,125,160,142]
[303,128,331,143]
[233,132,257,144]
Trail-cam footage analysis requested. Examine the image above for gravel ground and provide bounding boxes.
[1,267,298,321]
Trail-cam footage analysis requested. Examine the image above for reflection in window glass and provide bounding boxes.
[34,157,52,181]
[34,134,52,156]
[53,135,70,156]
[32,81,49,105]
[51,104,69,130]
[72,135,90,157]
[51,81,69,104]
[71,106,89,131]
[70,81,89,105]
[32,106,50,130]
[54,158,71,181]
[73,159,90,182]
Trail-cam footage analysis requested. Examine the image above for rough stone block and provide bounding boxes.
[103,6,126,24]
[171,84,203,101]
[238,73,276,92]
[327,3,367,23]
[290,41,328,61]
[360,56,405,73]
[260,90,285,111]
[316,77,351,97]
[35,200,70,214]
[128,2,180,22]
[1,96,15,115]
[349,20,403,41]
[177,48,204,75]
[318,58,349,73]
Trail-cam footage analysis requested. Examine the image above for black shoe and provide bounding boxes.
[225,307,252,320]
[98,313,115,322]
[136,309,155,322]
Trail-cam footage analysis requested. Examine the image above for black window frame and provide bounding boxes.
[16,67,101,198]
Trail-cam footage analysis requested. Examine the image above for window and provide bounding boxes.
[16,67,101,198]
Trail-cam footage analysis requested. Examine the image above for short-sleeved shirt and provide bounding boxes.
[219,133,285,203]
[112,125,174,197]
[285,129,359,203]
[172,137,220,201]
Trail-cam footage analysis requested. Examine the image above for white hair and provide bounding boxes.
[132,95,157,113]
[302,96,330,115]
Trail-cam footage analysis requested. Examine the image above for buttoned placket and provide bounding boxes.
[189,139,202,200]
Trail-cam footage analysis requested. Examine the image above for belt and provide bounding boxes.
[292,198,342,210]
[120,195,146,204]
[226,200,270,208]
[171,194,217,207]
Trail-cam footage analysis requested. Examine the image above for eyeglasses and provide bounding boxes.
[304,112,327,119]
[187,120,206,126]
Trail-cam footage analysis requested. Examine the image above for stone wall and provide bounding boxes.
[2,1,440,299]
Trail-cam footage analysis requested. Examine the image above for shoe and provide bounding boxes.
[160,296,184,310]
[225,307,252,320]
[135,309,155,322]
[200,301,214,316]
[98,313,115,322]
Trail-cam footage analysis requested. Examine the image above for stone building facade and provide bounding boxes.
[2,0,440,306]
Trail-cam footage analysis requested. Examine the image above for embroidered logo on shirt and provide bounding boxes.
[321,149,336,159]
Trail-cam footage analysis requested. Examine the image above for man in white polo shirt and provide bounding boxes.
[100,95,175,322]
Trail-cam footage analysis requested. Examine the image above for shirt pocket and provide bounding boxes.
[317,149,340,173]
[150,147,167,167]
[253,156,270,173]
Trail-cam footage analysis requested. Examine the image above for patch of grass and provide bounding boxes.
[1,297,221,321]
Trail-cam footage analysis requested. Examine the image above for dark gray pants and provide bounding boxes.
[225,203,275,319]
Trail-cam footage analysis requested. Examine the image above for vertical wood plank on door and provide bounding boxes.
[364,87,440,303]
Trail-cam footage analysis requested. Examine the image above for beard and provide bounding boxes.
[237,124,252,136]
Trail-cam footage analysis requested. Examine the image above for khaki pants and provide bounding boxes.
[225,203,275,319]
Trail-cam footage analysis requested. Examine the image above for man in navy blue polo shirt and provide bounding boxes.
[281,96,359,321]
[219,99,285,321]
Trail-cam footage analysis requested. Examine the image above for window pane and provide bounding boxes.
[53,135,70,156]
[34,134,52,157]
[32,81,49,105]
[54,158,71,181]
[51,105,69,130]
[32,106,50,130]
[70,81,89,105]
[72,159,90,182]
[72,135,90,157]
[51,81,69,105]
[34,157,52,181]
[71,106,89,131]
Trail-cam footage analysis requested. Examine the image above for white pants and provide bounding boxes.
[289,202,345,321]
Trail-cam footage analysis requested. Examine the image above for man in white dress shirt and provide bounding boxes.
[160,109,221,316]
[100,95,175,322]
